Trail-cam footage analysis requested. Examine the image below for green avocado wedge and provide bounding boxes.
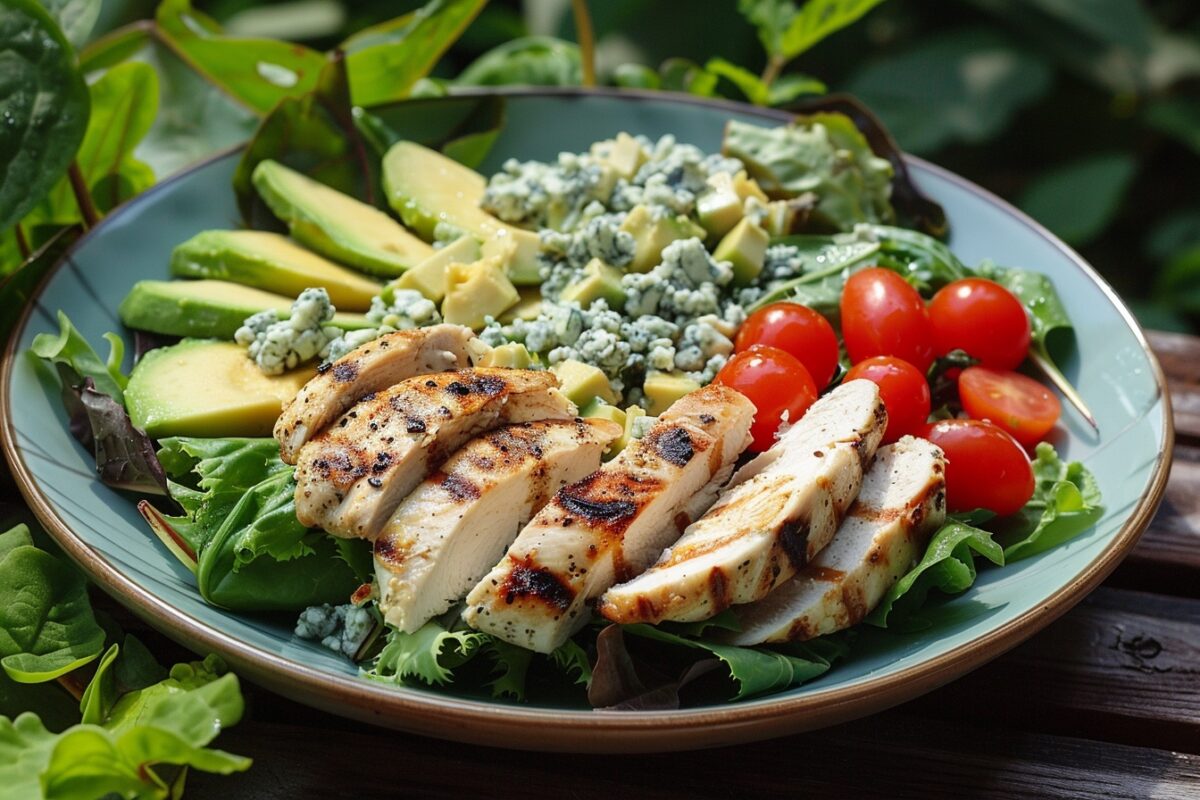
[381,141,542,284]
[126,339,315,438]
[119,279,372,339]
[171,230,383,311]
[252,160,433,277]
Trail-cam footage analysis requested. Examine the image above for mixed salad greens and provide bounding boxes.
[28,103,1104,710]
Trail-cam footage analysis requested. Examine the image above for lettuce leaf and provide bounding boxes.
[0,526,105,683]
[364,620,488,687]
[866,521,1005,631]
[993,443,1103,562]
[30,311,126,404]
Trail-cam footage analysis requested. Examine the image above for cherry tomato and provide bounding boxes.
[734,303,840,388]
[844,356,932,444]
[841,267,935,372]
[929,278,1031,370]
[958,366,1061,447]
[918,419,1035,516]
[715,345,818,451]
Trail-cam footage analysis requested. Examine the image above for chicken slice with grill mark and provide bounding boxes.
[375,418,622,633]
[462,385,755,653]
[274,324,487,464]
[293,368,575,539]
[598,379,886,625]
[725,436,946,645]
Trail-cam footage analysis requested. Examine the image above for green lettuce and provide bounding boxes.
[151,437,367,612]
[993,443,1104,562]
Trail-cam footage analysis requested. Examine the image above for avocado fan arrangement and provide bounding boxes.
[30,104,1105,710]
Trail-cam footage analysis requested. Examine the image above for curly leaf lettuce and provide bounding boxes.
[364,620,488,687]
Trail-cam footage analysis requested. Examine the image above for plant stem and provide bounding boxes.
[68,162,100,229]
[571,0,597,87]
[1029,344,1099,432]
[56,672,86,702]
[14,225,30,260]
[760,54,786,89]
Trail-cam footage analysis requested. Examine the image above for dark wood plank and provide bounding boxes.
[185,711,1200,800]
[1148,330,1200,442]
[1113,443,1200,596]
[910,587,1200,753]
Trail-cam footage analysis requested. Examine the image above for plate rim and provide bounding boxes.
[1,87,1175,752]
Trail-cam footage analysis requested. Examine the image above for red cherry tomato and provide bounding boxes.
[841,267,935,372]
[734,303,840,388]
[958,366,1061,447]
[918,419,1035,516]
[844,356,932,444]
[929,278,1031,370]
[715,345,818,452]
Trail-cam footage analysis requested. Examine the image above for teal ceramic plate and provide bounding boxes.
[2,90,1172,753]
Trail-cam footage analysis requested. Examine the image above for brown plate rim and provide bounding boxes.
[1,87,1175,753]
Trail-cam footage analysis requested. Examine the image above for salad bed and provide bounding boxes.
[29,97,1105,710]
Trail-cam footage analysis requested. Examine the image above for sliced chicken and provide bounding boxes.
[462,385,755,653]
[293,369,575,539]
[725,436,946,644]
[376,418,622,633]
[274,324,488,464]
[598,379,886,625]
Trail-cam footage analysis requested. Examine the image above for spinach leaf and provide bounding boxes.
[980,263,1095,427]
[456,35,581,87]
[153,0,324,115]
[866,520,1004,630]
[233,52,378,228]
[358,94,507,170]
[36,0,99,49]
[621,623,841,700]
[1,655,250,798]
[0,533,105,683]
[0,0,89,231]
[343,0,485,106]
[0,226,79,344]
[993,443,1103,562]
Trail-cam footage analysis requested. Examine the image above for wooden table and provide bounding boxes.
[121,332,1200,797]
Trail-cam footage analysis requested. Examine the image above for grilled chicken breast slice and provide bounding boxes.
[725,436,946,645]
[375,418,622,633]
[599,379,886,625]
[294,368,575,539]
[462,385,755,653]
[275,324,487,464]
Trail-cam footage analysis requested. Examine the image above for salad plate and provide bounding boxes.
[1,88,1172,752]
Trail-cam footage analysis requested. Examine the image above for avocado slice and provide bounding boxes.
[590,133,647,181]
[559,259,626,309]
[644,370,701,415]
[381,141,542,284]
[619,205,707,273]
[440,256,521,330]
[252,160,433,278]
[713,217,769,286]
[614,404,648,454]
[551,359,617,406]
[119,280,372,340]
[387,235,481,303]
[478,342,535,369]
[126,339,314,438]
[498,286,544,324]
[697,173,744,240]
[170,230,382,312]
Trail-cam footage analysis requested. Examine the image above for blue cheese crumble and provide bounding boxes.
[234,287,341,375]
[481,153,614,232]
[295,603,374,659]
[623,238,733,322]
